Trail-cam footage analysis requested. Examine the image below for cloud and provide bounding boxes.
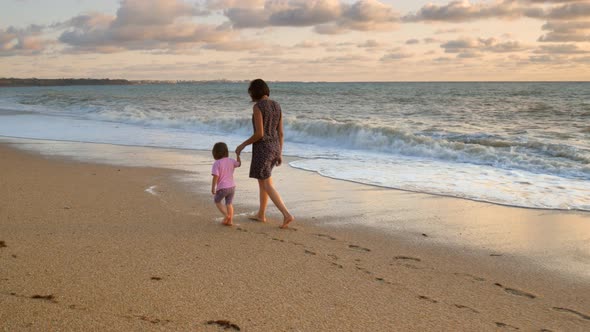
[0,24,51,56]
[380,47,413,61]
[435,28,466,34]
[434,56,453,62]
[528,54,564,63]
[307,54,374,65]
[538,20,590,42]
[405,38,420,45]
[114,0,202,26]
[441,37,529,54]
[403,0,590,23]
[202,40,261,51]
[293,40,321,48]
[533,2,590,20]
[402,1,590,45]
[572,55,590,64]
[224,0,399,34]
[534,44,589,54]
[57,0,236,53]
[358,39,382,48]
[457,51,483,58]
[206,0,264,10]
[402,0,518,23]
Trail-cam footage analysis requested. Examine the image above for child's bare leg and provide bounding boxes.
[215,202,228,223]
[225,204,234,226]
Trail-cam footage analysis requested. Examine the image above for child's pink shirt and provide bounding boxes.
[211,157,240,190]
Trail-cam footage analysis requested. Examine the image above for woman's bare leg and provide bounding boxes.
[249,179,268,222]
[261,177,294,228]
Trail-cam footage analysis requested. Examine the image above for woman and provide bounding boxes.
[236,79,295,229]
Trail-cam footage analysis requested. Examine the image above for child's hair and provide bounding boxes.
[212,142,229,160]
[248,79,270,101]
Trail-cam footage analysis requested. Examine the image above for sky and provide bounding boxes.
[1,0,589,81]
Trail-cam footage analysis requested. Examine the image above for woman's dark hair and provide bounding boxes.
[248,79,270,101]
[212,142,229,160]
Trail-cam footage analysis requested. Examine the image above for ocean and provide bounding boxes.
[0,82,588,211]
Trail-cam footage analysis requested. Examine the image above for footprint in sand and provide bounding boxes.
[454,272,486,282]
[552,307,590,321]
[394,262,422,270]
[0,241,6,248]
[68,304,88,311]
[331,262,343,269]
[355,266,372,274]
[418,295,438,304]
[495,322,519,330]
[494,283,536,299]
[315,233,337,240]
[206,320,241,331]
[454,304,479,314]
[137,315,171,325]
[504,288,536,299]
[394,256,421,262]
[374,277,393,285]
[31,294,57,303]
[349,244,371,252]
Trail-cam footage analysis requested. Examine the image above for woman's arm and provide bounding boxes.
[236,105,264,155]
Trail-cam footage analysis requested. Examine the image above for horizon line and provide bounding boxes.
[1,77,589,84]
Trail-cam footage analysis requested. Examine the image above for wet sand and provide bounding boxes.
[1,142,590,331]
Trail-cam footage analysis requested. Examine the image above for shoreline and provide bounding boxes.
[1,139,590,330]
[3,134,587,214]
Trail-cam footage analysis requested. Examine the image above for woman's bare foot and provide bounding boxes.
[280,215,295,229]
[248,215,266,223]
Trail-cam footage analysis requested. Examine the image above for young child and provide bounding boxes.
[211,142,241,226]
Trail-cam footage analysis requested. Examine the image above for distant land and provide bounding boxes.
[0,78,132,87]
[0,78,253,87]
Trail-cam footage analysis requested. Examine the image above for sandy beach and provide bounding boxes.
[1,141,590,331]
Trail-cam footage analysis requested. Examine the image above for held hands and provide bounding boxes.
[235,144,244,156]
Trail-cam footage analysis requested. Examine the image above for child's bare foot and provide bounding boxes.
[280,215,295,229]
[222,216,231,225]
[248,215,266,223]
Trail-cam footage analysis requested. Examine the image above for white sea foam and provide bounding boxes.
[289,156,590,211]
[145,185,158,196]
